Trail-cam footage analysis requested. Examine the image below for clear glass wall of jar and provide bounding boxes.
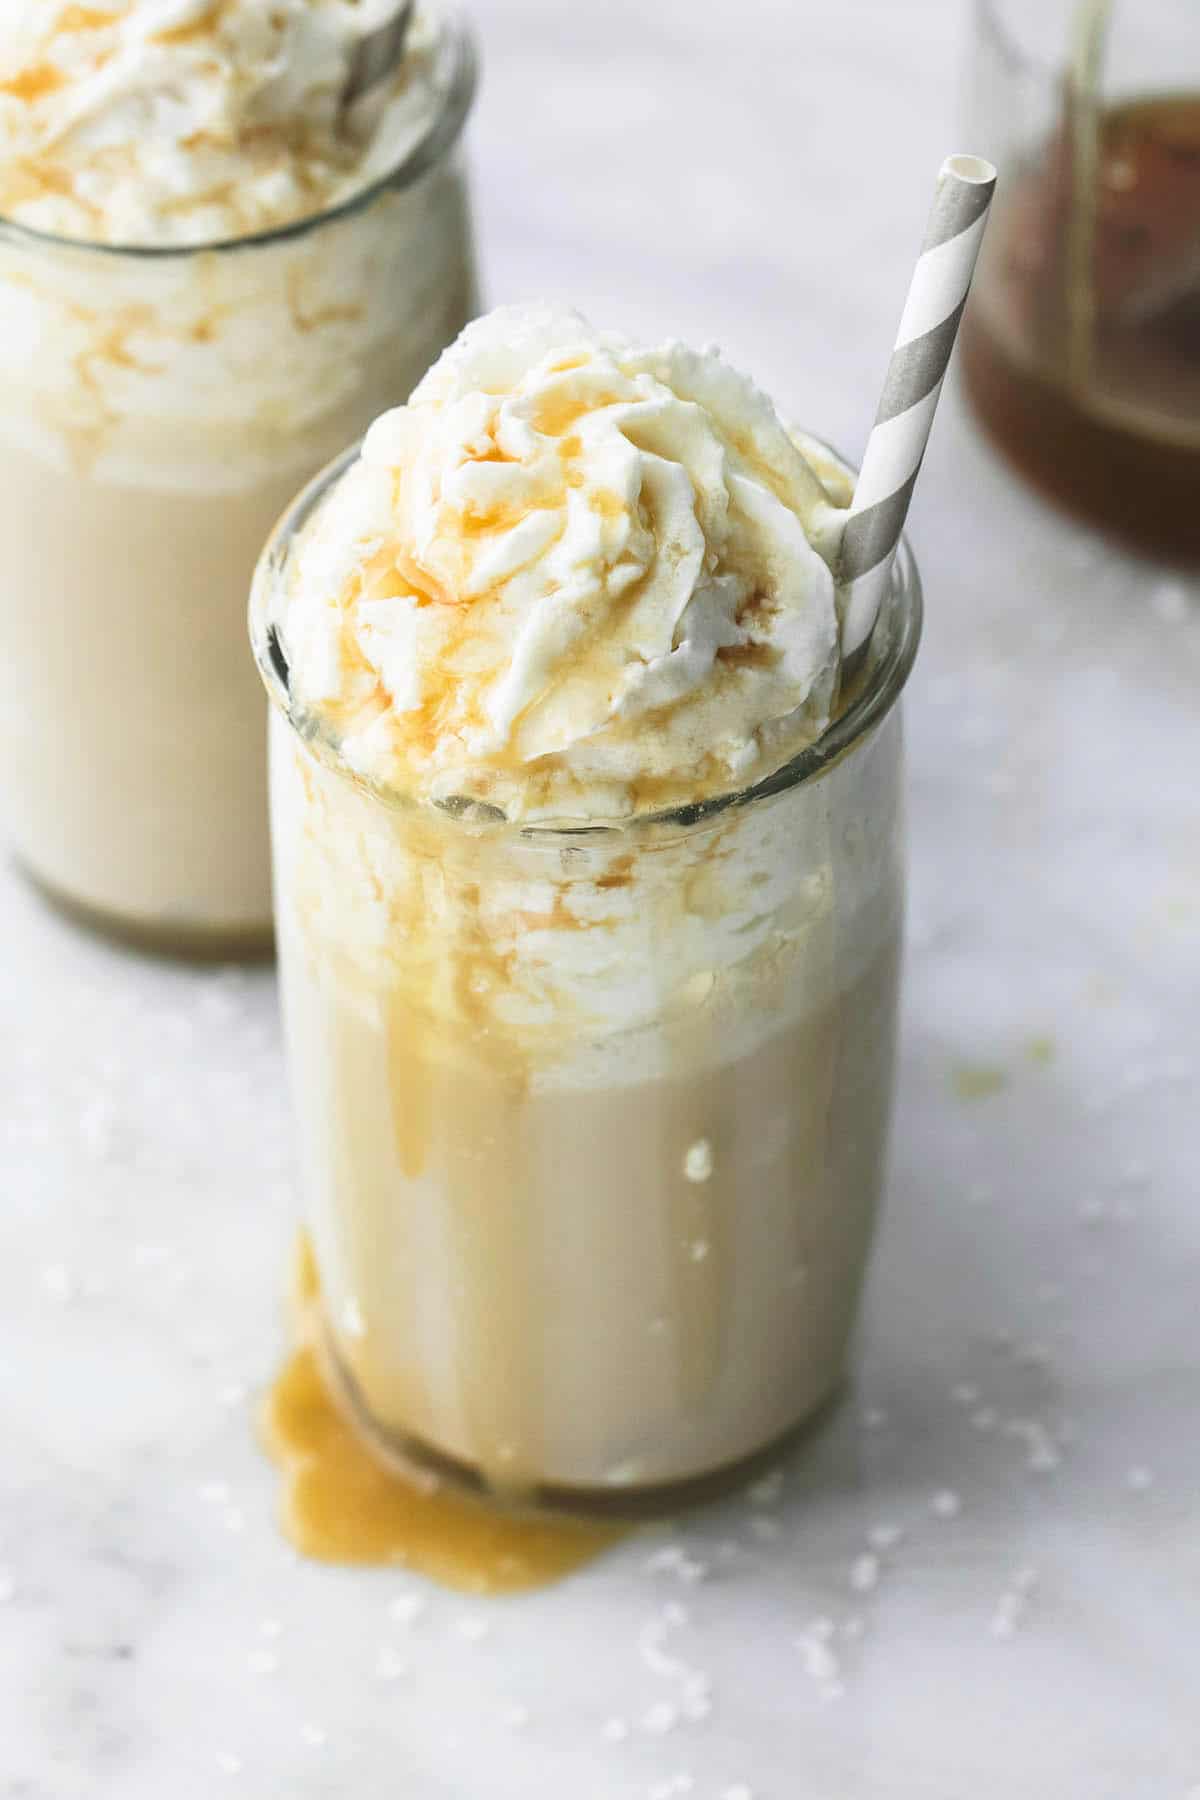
[251,446,922,1505]
[0,11,478,956]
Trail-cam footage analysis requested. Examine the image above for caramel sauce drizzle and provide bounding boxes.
[260,1238,625,1593]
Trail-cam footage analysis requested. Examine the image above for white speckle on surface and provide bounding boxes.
[683,1139,713,1183]
[215,1752,242,1776]
[41,1263,77,1302]
[931,1489,962,1519]
[198,1481,230,1505]
[644,1544,708,1584]
[638,1603,713,1728]
[641,1701,679,1734]
[991,1568,1038,1640]
[388,1593,427,1627]
[796,1623,840,1685]
[1006,1419,1061,1474]
[640,1601,690,1663]
[1126,1465,1154,1492]
[861,1407,888,1430]
[78,1096,122,1161]
[971,1408,998,1431]
[722,1786,754,1800]
[0,1572,15,1603]
[647,1775,694,1799]
[990,1597,1021,1640]
[300,1724,327,1748]
[688,1238,710,1262]
[500,1703,529,1729]
[247,1649,277,1676]
[1151,581,1189,624]
[456,1615,491,1643]
[867,1522,904,1551]
[849,1553,880,1593]
[680,1677,712,1722]
[375,1646,409,1681]
[951,1382,980,1405]
[602,1718,629,1743]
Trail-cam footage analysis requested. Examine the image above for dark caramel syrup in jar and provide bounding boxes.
[962,92,1200,558]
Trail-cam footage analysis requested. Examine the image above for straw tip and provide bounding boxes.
[941,153,997,187]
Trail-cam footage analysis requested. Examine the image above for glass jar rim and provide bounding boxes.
[250,439,924,842]
[0,6,476,262]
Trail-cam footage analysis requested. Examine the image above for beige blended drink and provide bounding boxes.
[0,0,476,951]
[253,305,920,1497]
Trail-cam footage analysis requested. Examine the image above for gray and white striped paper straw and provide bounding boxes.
[840,154,997,661]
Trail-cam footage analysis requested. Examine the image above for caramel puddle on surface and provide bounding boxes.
[260,1241,626,1593]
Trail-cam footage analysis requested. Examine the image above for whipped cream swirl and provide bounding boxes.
[0,0,446,244]
[275,304,849,820]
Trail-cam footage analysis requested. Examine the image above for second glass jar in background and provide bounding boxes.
[251,449,922,1503]
[0,10,477,955]
[961,0,1200,557]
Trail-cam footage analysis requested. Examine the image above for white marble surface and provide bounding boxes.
[3,1,1200,1795]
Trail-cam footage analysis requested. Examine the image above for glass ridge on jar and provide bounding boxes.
[0,8,478,956]
[251,445,922,1503]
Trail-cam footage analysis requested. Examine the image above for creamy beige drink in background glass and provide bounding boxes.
[251,305,921,1499]
[0,1,477,953]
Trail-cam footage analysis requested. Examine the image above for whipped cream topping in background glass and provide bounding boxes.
[275,304,853,821]
[0,0,449,244]
[0,2,478,950]
[254,305,922,1492]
